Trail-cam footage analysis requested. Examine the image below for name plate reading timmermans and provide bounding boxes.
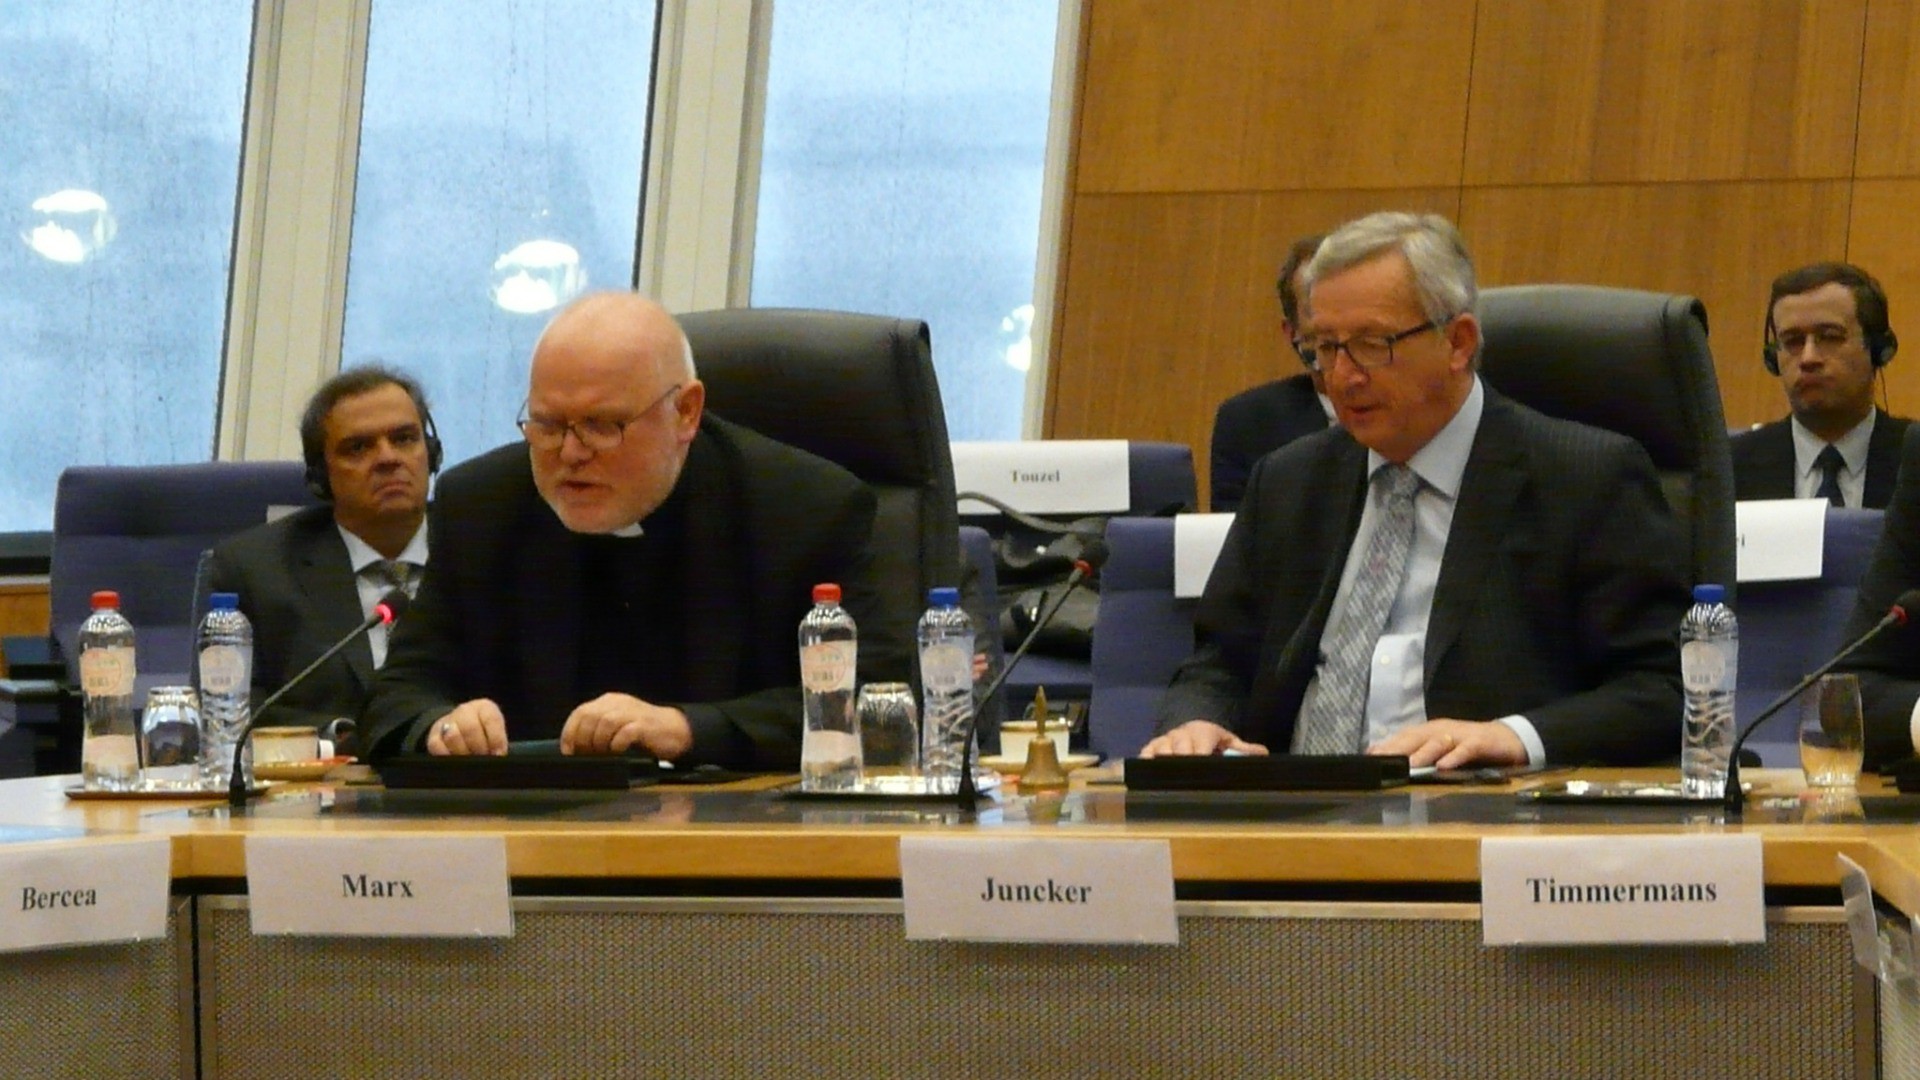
[1480,835,1764,946]
[246,835,512,938]
[899,837,1177,945]
[0,836,170,953]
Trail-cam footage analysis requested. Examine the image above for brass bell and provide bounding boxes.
[1018,686,1069,791]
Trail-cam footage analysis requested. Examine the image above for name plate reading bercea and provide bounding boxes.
[900,837,1177,944]
[247,835,512,937]
[0,836,170,953]
[1480,835,1764,946]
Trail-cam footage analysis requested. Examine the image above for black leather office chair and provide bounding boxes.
[1478,285,1735,592]
[681,307,961,670]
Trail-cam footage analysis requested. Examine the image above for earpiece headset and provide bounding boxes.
[304,386,444,502]
[1761,264,1898,376]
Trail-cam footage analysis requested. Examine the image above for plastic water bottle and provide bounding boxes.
[1680,583,1738,798]
[196,592,254,785]
[917,587,976,787]
[77,590,139,790]
[798,583,861,791]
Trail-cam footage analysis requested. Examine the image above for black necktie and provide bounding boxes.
[1814,445,1845,508]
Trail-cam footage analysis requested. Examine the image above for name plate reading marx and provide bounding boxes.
[1480,835,1764,946]
[0,836,170,953]
[247,835,512,938]
[900,837,1177,945]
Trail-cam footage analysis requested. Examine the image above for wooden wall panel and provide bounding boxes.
[1844,180,1920,415]
[1460,182,1853,428]
[1049,190,1458,505]
[0,584,50,676]
[1075,0,1477,193]
[1464,0,1865,185]
[1858,0,1920,176]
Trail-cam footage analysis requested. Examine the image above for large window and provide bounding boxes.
[340,1,658,469]
[751,0,1062,441]
[0,2,253,531]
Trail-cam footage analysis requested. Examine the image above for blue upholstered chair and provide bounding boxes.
[1087,517,1197,759]
[1735,508,1885,762]
[961,441,1197,708]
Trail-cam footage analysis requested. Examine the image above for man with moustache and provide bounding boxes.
[361,292,906,768]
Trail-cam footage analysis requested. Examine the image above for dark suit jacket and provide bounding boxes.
[361,415,906,769]
[1158,387,1689,765]
[1836,425,1920,766]
[1730,410,1912,509]
[1209,372,1330,511]
[206,505,380,732]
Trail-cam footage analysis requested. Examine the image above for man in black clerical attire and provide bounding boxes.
[361,291,908,768]
[1731,262,1911,508]
[1208,234,1335,511]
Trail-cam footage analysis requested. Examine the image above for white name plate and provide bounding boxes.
[900,837,1177,945]
[247,835,512,938]
[953,440,1131,515]
[1480,835,1763,945]
[0,837,170,953]
[1174,513,1234,598]
[1735,499,1825,582]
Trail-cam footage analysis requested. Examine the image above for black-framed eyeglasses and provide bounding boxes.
[518,384,682,453]
[1302,317,1451,372]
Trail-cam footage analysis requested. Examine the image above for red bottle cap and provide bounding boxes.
[812,583,842,604]
[90,590,120,610]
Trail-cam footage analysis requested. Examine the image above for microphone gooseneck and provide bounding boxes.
[955,538,1110,812]
[226,592,406,807]
[1722,588,1919,813]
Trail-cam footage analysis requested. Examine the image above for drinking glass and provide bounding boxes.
[856,682,919,773]
[1798,673,1864,789]
[141,686,203,789]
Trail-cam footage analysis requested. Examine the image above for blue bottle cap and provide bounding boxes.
[1691,584,1724,605]
[209,592,240,610]
[928,586,960,607]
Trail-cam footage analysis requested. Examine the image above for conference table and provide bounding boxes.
[3,766,1919,1079]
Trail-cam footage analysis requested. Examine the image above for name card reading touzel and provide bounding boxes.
[952,440,1131,515]
[1480,835,1764,946]
[899,837,1177,945]
[246,835,512,938]
[0,836,169,953]
[1173,513,1234,598]
[1735,499,1826,582]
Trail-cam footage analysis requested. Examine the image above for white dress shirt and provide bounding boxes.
[337,523,428,669]
[1790,412,1874,507]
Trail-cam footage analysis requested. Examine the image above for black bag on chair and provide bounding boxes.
[958,492,1108,659]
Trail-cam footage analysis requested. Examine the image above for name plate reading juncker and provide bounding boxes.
[900,837,1177,945]
[247,835,512,938]
[1480,835,1763,946]
[0,836,170,953]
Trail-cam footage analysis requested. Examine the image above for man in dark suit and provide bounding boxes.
[361,292,907,769]
[1836,426,1920,767]
[1732,262,1910,508]
[205,365,438,739]
[1144,212,1688,768]
[1209,233,1334,511]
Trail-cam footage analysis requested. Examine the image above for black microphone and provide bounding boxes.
[954,537,1111,812]
[227,590,409,807]
[1722,587,1920,813]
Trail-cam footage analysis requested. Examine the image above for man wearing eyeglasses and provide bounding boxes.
[1731,263,1910,508]
[1142,211,1688,769]
[361,291,902,768]
[1209,233,1334,511]
[205,365,438,746]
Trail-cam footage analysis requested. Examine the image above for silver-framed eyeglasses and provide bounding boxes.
[518,383,682,453]
[1303,317,1450,372]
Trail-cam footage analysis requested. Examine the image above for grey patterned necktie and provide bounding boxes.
[1294,463,1421,755]
[368,559,419,600]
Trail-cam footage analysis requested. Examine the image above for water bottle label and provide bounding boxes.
[920,642,972,694]
[800,641,856,693]
[1681,641,1733,692]
[200,645,251,695]
[79,646,135,697]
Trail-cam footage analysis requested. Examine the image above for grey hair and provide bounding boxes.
[1302,212,1476,325]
